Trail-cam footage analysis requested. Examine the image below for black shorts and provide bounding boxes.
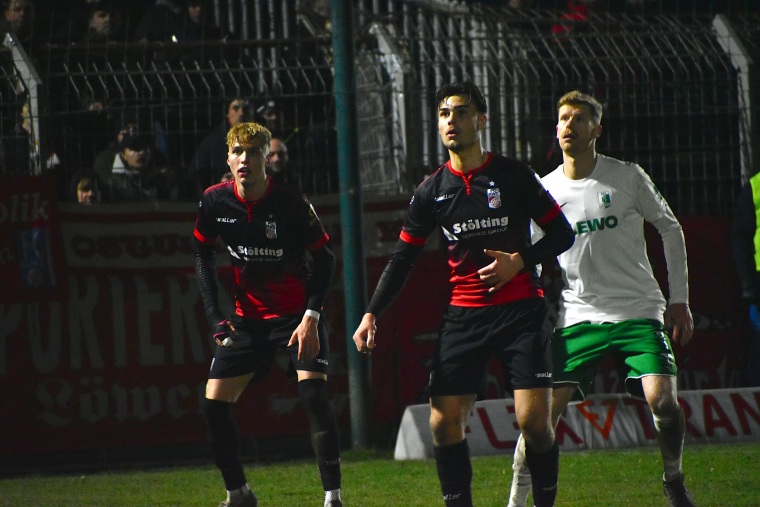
[208,313,330,381]
[428,298,552,397]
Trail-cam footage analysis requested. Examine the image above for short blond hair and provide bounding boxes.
[226,122,271,152]
[557,90,603,125]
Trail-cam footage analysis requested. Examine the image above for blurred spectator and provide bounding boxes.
[79,0,121,44]
[219,171,233,183]
[266,137,305,192]
[182,0,228,42]
[92,114,138,172]
[134,0,183,43]
[186,97,250,196]
[0,0,33,49]
[551,0,593,37]
[94,131,176,202]
[74,173,99,204]
[255,99,286,138]
[135,0,230,64]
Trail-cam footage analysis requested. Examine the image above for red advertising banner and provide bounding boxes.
[0,176,751,460]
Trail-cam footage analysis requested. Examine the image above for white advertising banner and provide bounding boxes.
[394,387,760,460]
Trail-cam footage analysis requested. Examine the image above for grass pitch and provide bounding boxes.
[2,443,758,506]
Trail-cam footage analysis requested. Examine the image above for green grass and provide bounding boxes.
[2,444,759,506]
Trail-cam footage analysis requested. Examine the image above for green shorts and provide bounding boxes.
[552,319,677,401]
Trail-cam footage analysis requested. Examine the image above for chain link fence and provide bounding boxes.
[0,1,757,214]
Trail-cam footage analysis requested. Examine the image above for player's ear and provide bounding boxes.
[594,124,602,138]
[477,114,487,131]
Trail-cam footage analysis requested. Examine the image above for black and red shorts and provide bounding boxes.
[428,298,552,397]
[208,313,330,381]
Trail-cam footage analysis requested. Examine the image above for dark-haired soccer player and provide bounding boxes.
[508,91,695,507]
[352,81,575,507]
[194,122,343,507]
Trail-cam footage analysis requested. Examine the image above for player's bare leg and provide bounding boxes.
[642,375,695,507]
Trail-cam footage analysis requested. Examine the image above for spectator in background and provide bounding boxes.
[74,174,99,204]
[92,115,138,171]
[731,178,760,387]
[187,97,250,196]
[94,130,176,202]
[79,0,119,44]
[134,0,183,43]
[0,0,33,49]
[182,0,228,42]
[265,137,304,191]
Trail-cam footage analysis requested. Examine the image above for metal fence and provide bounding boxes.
[1,1,758,214]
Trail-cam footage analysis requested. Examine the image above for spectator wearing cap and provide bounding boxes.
[92,116,138,173]
[134,0,183,43]
[79,1,121,44]
[94,130,176,202]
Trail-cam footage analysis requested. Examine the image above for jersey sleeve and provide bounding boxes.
[399,186,436,246]
[634,165,689,305]
[193,192,218,245]
[301,194,330,250]
[518,166,574,267]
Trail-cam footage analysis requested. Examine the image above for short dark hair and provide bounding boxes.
[435,81,487,114]
[557,90,603,125]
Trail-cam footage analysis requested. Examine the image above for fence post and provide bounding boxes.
[3,33,43,176]
[713,14,757,182]
[332,0,372,449]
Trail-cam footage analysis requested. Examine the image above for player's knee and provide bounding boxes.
[520,419,554,452]
[649,394,680,418]
[429,413,466,446]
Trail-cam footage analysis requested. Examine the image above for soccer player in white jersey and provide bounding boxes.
[507,90,696,507]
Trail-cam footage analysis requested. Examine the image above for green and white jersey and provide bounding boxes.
[534,154,688,328]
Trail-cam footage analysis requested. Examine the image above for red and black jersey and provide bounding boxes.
[194,178,329,319]
[402,152,564,306]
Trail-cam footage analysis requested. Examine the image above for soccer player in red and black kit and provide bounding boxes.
[194,122,343,507]
[353,82,574,507]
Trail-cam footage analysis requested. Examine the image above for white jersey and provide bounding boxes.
[534,154,688,328]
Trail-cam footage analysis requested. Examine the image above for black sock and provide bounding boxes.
[525,440,559,507]
[299,379,342,491]
[433,440,473,507]
[203,398,247,491]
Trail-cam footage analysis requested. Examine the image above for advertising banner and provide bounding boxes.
[0,177,752,461]
[394,387,760,460]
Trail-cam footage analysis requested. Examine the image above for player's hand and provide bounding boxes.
[478,249,525,293]
[213,319,237,347]
[353,313,377,354]
[288,314,320,363]
[665,302,694,346]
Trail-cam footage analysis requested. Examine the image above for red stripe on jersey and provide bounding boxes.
[194,228,215,244]
[307,233,330,251]
[449,271,544,307]
[400,229,427,246]
[535,202,562,227]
